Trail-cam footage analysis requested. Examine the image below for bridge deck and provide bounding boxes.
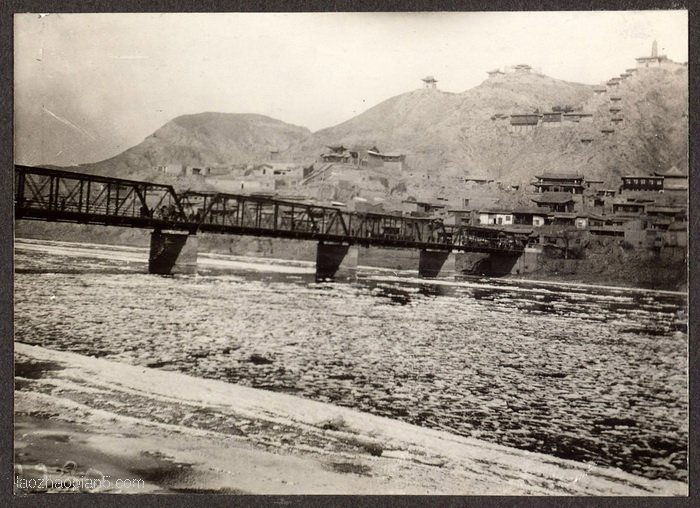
[15,165,526,254]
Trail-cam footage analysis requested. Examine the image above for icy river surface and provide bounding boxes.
[14,238,688,482]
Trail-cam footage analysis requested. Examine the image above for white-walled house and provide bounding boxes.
[479,210,513,226]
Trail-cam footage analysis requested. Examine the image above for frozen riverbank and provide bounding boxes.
[14,343,686,495]
[16,219,687,291]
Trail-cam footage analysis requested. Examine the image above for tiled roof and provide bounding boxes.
[656,165,687,177]
[535,172,583,180]
[512,207,550,215]
[480,208,513,214]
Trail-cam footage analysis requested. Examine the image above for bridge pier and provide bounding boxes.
[316,242,358,281]
[148,230,198,275]
[418,249,457,278]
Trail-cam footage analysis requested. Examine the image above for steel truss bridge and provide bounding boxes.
[15,165,525,254]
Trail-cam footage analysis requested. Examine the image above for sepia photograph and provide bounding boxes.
[12,9,689,496]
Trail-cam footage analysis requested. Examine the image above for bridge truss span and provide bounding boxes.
[15,165,525,255]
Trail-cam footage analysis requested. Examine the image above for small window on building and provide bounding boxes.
[497,217,503,225]
[505,216,512,223]
[633,179,638,184]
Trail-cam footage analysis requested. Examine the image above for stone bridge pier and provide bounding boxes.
[148,230,198,275]
[418,249,457,278]
[459,246,542,276]
[315,242,359,281]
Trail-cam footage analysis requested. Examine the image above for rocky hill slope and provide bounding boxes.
[284,66,687,188]
[284,72,595,179]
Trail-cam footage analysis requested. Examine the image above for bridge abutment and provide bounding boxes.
[316,242,358,281]
[418,249,457,278]
[513,246,541,275]
[148,230,198,275]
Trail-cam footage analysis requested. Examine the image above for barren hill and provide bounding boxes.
[284,72,596,178]
[72,112,311,180]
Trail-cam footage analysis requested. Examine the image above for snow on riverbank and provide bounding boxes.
[14,343,686,495]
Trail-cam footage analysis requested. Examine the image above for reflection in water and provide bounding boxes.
[13,240,688,483]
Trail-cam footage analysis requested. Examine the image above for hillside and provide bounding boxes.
[284,66,687,193]
[70,113,311,181]
[284,72,595,179]
[55,65,688,201]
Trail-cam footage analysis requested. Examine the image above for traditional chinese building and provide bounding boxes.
[612,198,647,216]
[422,75,438,89]
[509,114,540,133]
[366,149,406,173]
[348,145,379,167]
[514,64,532,73]
[512,207,549,227]
[478,209,514,226]
[533,172,585,194]
[655,166,688,194]
[531,192,576,213]
[320,145,351,163]
[541,112,562,127]
[620,175,664,192]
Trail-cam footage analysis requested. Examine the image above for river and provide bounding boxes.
[13,238,688,482]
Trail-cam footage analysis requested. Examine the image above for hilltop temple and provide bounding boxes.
[636,39,673,68]
[422,76,438,89]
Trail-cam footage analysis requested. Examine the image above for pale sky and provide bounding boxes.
[14,11,688,166]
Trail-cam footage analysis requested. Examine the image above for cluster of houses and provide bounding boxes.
[155,164,214,177]
[397,168,688,250]
[151,141,408,197]
[486,63,595,133]
[154,159,310,195]
[318,145,406,173]
[500,111,594,133]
